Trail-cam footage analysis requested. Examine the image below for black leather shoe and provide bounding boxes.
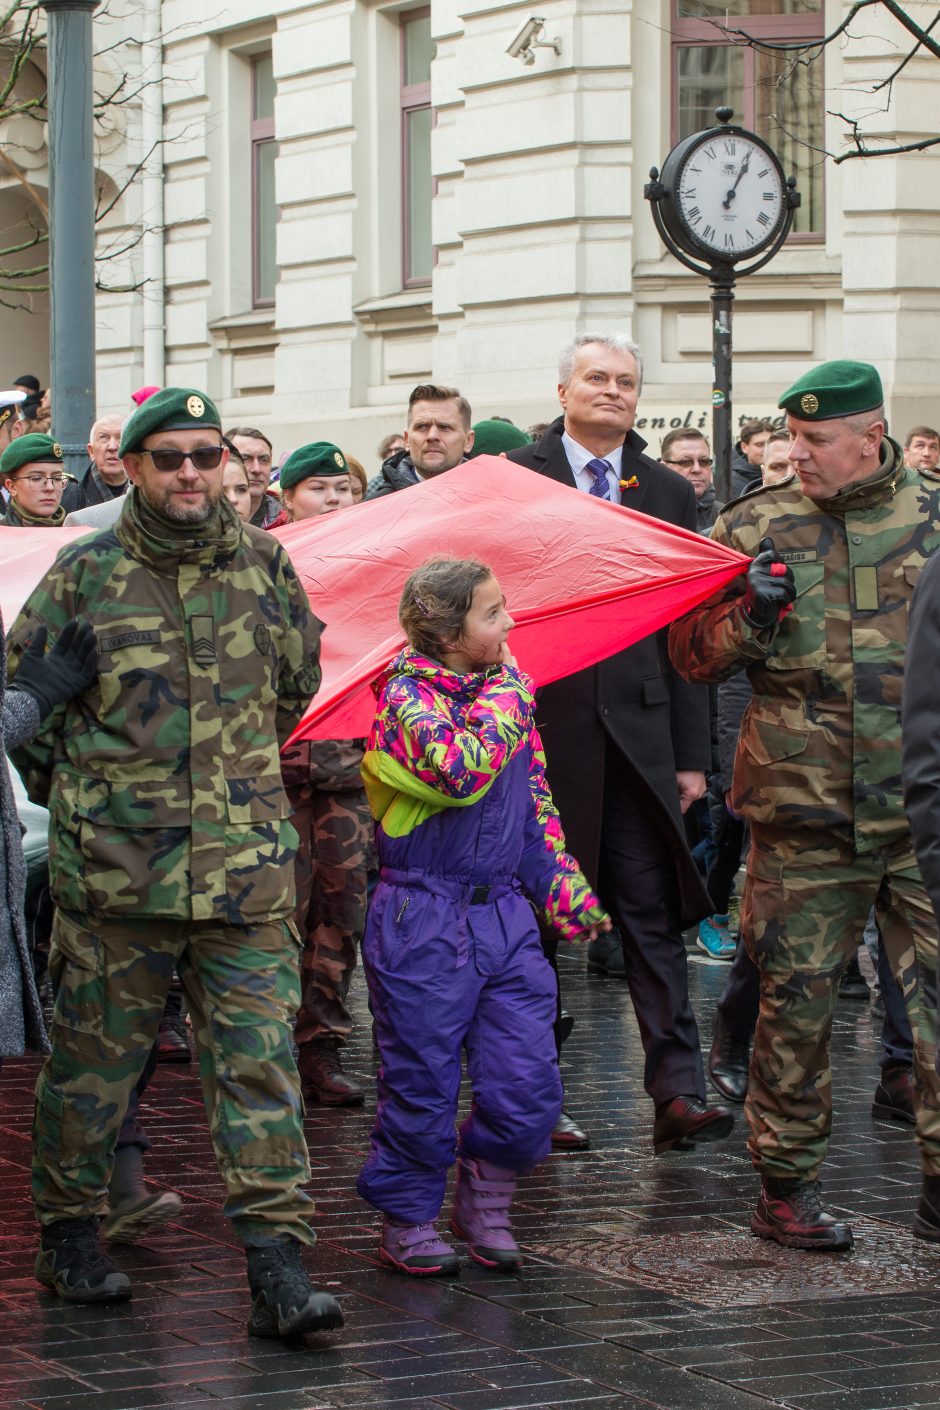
[838,951,870,1001]
[913,1174,940,1242]
[157,1013,192,1064]
[653,1096,734,1154]
[872,1066,915,1126]
[586,930,627,979]
[751,1177,853,1251]
[297,1038,364,1107]
[551,1109,590,1152]
[708,1014,749,1104]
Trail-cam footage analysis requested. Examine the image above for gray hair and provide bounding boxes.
[558,333,644,393]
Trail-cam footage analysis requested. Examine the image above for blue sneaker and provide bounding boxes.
[697,914,736,960]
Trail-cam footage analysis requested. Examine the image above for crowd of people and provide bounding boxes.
[3,336,940,1343]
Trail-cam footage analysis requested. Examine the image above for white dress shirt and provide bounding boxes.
[561,432,624,505]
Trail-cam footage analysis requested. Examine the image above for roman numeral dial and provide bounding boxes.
[671,129,786,261]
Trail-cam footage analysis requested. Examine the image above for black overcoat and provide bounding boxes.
[507,417,712,926]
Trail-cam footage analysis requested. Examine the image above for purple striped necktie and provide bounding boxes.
[586,457,612,500]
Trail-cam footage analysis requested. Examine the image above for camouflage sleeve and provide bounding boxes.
[667,513,776,685]
[274,548,323,749]
[5,564,79,806]
[516,725,608,942]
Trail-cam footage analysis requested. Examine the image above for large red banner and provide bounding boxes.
[0,457,748,740]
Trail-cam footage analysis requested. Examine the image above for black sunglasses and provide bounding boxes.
[139,446,226,472]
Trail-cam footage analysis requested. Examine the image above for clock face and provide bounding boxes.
[674,131,786,260]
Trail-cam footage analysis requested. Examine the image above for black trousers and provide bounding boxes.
[596,743,707,1106]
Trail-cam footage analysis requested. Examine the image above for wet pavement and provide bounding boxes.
[1,947,939,1410]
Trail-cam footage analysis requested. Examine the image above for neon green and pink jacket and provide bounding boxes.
[361,650,607,940]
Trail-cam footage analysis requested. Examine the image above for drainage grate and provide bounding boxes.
[527,1218,940,1306]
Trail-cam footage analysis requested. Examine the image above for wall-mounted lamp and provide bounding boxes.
[506,16,562,65]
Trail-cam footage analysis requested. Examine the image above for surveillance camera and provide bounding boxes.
[506,16,546,62]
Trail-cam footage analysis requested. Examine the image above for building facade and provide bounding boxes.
[2,0,939,462]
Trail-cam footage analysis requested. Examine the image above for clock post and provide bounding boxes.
[645,106,800,504]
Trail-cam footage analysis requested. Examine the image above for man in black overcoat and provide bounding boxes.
[507,333,733,1154]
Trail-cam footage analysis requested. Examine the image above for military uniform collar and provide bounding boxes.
[116,485,243,568]
[810,436,905,512]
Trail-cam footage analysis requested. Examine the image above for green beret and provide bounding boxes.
[778,360,884,422]
[280,441,348,491]
[1,433,63,478]
[469,419,532,458]
[119,386,222,457]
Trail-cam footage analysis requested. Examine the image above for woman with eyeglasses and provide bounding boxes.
[1,434,70,527]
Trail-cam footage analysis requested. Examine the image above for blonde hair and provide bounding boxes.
[399,556,493,658]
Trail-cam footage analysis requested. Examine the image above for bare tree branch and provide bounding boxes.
[710,0,940,164]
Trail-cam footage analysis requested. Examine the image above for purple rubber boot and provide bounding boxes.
[449,1156,522,1272]
[380,1220,460,1277]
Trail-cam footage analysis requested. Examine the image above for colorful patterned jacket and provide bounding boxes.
[361,650,607,939]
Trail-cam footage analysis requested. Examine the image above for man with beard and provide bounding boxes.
[7,387,342,1339]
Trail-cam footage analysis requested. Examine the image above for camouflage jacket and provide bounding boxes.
[280,737,365,795]
[6,488,322,922]
[668,439,940,851]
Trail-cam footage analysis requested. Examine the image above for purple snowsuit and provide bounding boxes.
[356,650,605,1224]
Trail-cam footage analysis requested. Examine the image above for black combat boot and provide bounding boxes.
[35,1217,133,1303]
[245,1237,344,1338]
[297,1037,364,1106]
[751,1177,853,1251]
[913,1174,940,1241]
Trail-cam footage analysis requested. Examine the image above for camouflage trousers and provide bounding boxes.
[289,782,371,1047]
[33,909,314,1243]
[743,827,940,1180]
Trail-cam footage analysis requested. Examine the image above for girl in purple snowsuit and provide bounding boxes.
[357,556,609,1276]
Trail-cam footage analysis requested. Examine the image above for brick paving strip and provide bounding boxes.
[2,957,939,1410]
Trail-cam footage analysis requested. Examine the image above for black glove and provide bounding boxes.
[10,619,98,720]
[741,536,796,629]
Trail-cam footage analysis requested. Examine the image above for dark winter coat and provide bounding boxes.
[365,450,421,501]
[903,549,940,926]
[730,444,761,500]
[61,462,129,514]
[0,616,49,1056]
[506,415,712,926]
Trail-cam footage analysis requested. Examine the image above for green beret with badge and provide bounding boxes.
[119,386,222,457]
[778,360,884,422]
[280,442,348,491]
[1,432,63,478]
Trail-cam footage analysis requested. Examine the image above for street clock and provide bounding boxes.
[644,107,800,502]
[664,126,788,263]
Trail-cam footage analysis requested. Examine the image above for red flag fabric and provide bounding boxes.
[275,456,749,740]
[0,525,89,624]
[0,459,750,741]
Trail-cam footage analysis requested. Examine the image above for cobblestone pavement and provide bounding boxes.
[2,947,939,1410]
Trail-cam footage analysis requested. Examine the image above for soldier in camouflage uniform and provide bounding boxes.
[6,387,343,1339]
[276,442,372,1106]
[670,360,940,1252]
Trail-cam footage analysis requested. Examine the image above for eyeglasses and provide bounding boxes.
[14,472,66,488]
[139,446,225,472]
[667,456,714,470]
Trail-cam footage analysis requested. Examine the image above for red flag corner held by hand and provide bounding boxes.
[274,455,748,740]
